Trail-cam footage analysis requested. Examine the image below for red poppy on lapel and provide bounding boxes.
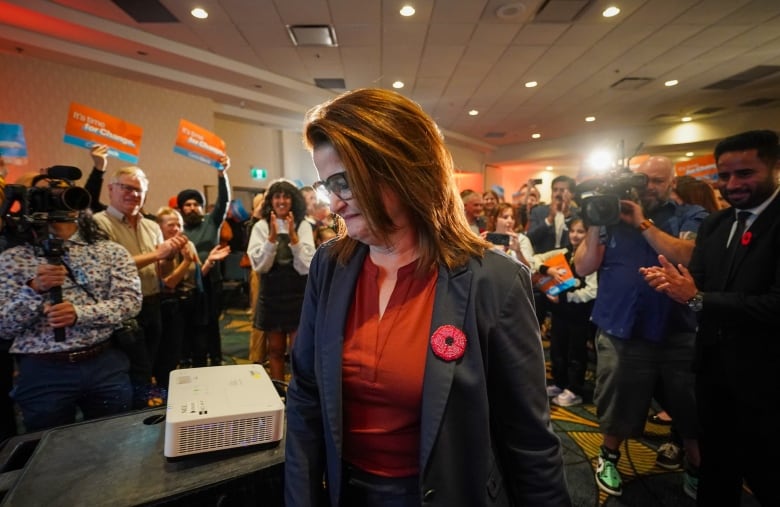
[741,231,752,246]
[430,324,467,361]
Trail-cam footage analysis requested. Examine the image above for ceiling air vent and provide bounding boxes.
[610,77,653,90]
[484,132,506,139]
[692,106,724,115]
[287,25,338,47]
[739,98,776,107]
[314,78,346,90]
[534,0,593,23]
[111,0,178,23]
[703,65,780,90]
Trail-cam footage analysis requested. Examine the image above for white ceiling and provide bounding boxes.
[1,0,780,171]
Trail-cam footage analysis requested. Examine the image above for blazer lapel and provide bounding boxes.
[419,262,472,473]
[726,193,780,286]
[320,246,368,455]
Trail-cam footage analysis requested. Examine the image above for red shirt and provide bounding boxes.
[342,256,438,477]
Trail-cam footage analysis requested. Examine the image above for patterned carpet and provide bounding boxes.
[219,309,758,507]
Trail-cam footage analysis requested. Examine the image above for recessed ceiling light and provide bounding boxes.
[400,5,415,16]
[685,152,695,157]
[531,133,541,139]
[602,6,620,17]
[681,116,692,122]
[468,110,479,116]
[665,79,679,87]
[525,81,538,88]
[191,7,208,19]
[392,81,404,89]
[545,166,553,171]
[585,116,596,122]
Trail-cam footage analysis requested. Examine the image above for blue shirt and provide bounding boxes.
[591,201,708,342]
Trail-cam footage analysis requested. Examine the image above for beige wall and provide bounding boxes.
[1,53,489,211]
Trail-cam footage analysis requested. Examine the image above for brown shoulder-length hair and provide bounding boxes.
[303,88,491,272]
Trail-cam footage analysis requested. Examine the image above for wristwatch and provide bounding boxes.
[686,292,704,312]
[638,219,654,231]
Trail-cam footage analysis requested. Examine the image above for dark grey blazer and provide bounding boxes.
[284,242,570,506]
[689,192,780,400]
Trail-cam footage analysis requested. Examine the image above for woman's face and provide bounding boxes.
[495,208,515,233]
[312,143,409,246]
[483,192,497,211]
[568,221,586,247]
[159,214,182,240]
[271,192,292,218]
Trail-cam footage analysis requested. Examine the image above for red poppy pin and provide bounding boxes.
[741,231,752,246]
[430,324,467,361]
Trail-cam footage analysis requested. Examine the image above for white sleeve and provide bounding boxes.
[291,222,316,275]
[246,219,276,274]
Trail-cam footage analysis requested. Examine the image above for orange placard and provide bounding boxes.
[675,154,716,181]
[173,119,226,170]
[63,103,143,163]
[535,252,576,296]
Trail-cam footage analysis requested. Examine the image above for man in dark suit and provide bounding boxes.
[642,129,780,506]
[527,175,578,253]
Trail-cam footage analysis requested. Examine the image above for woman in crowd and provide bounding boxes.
[246,180,315,382]
[533,217,597,407]
[284,88,569,507]
[484,201,534,267]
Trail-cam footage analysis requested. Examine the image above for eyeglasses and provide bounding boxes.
[112,182,145,195]
[313,172,352,201]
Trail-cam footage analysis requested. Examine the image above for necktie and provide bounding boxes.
[726,211,751,270]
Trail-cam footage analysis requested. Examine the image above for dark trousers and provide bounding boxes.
[159,293,207,381]
[549,305,594,394]
[0,350,17,441]
[696,366,779,506]
[341,464,420,507]
[11,347,131,432]
[131,296,162,385]
[203,276,222,365]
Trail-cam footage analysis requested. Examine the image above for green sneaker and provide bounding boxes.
[683,467,699,500]
[596,449,623,496]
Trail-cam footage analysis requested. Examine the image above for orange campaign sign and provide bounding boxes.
[675,154,717,181]
[63,103,143,163]
[173,119,227,170]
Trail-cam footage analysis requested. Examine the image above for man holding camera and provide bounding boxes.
[527,175,579,253]
[0,168,142,431]
[574,156,708,499]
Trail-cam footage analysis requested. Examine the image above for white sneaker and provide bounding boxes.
[552,389,582,407]
[546,385,563,397]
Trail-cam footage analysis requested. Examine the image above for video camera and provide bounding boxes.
[574,167,648,226]
[0,165,91,243]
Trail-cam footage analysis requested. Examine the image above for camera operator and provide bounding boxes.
[573,156,708,499]
[0,170,142,432]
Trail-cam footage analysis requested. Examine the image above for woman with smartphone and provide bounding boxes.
[484,202,534,267]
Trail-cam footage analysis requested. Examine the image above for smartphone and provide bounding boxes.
[530,178,543,186]
[486,232,510,246]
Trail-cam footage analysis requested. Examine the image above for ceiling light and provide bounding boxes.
[531,133,541,139]
[191,8,208,19]
[468,110,479,116]
[525,81,538,88]
[400,5,415,16]
[665,79,679,87]
[545,166,553,171]
[392,81,404,89]
[685,152,695,157]
[681,116,692,122]
[602,6,620,17]
[585,116,596,122]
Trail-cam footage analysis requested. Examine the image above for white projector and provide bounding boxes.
[164,364,285,458]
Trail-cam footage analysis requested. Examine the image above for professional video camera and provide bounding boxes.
[0,165,91,243]
[574,167,648,227]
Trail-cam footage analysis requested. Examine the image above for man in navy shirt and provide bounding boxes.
[574,156,708,499]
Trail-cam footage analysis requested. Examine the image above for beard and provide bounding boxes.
[182,211,204,227]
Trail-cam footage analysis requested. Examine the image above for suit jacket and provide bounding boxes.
[688,191,780,405]
[526,204,579,253]
[284,243,570,506]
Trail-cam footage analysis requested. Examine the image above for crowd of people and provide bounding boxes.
[0,93,777,507]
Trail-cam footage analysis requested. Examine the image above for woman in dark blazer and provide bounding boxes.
[284,88,570,507]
